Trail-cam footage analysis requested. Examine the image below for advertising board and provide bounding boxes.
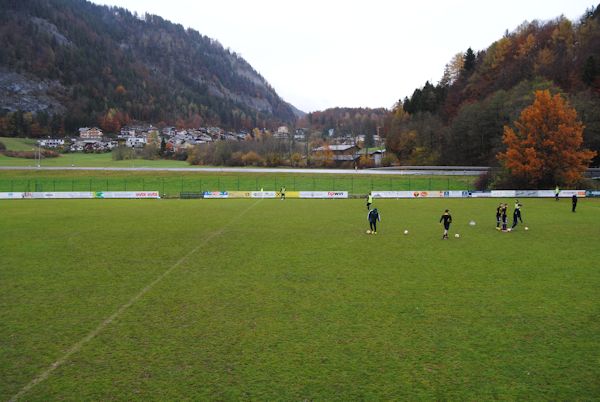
[299,191,348,199]
[202,191,229,199]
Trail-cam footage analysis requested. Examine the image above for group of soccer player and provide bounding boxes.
[364,192,530,238]
[496,200,523,232]
[364,189,585,238]
[365,192,453,239]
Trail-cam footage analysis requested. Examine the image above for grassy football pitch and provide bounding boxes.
[1,197,599,400]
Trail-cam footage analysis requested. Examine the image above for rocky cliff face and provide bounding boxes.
[0,0,301,129]
[0,69,66,115]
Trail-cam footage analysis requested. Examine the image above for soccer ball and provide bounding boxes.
[454,233,460,238]
[469,220,476,226]
[524,226,529,231]
[404,229,409,235]
[366,230,372,234]
[507,228,512,232]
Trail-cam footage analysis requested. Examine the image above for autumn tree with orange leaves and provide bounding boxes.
[497,90,596,188]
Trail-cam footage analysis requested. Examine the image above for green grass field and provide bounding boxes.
[1,197,599,400]
[0,169,477,196]
[0,149,191,168]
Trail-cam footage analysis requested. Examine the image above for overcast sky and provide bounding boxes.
[90,0,594,113]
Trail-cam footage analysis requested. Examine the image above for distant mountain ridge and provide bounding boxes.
[0,0,301,133]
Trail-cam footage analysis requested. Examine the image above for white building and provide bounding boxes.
[38,138,65,148]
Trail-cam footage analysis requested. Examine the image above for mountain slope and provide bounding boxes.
[0,0,299,133]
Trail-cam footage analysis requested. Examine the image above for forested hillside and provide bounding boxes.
[385,5,600,166]
[0,0,298,136]
[298,107,388,146]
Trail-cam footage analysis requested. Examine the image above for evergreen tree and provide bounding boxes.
[463,47,476,73]
[582,56,597,86]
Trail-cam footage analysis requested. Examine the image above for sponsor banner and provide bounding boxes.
[470,192,492,198]
[299,191,348,199]
[202,191,229,199]
[95,191,160,199]
[443,191,470,198]
[23,192,94,199]
[558,190,586,198]
[515,190,540,197]
[251,191,277,198]
[372,191,468,198]
[491,190,517,197]
[2,191,159,199]
[372,191,411,198]
[285,191,300,198]
[586,190,600,197]
[0,192,25,199]
[227,191,252,198]
[490,190,586,198]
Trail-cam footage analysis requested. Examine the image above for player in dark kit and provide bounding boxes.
[367,208,381,234]
[572,194,578,212]
[511,200,523,229]
[501,203,508,231]
[496,203,502,229]
[439,209,452,239]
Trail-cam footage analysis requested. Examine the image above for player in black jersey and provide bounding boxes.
[367,208,381,234]
[511,200,523,229]
[496,203,502,229]
[439,209,452,239]
[501,203,508,231]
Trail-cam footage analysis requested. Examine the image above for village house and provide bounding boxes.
[311,144,361,164]
[37,138,65,148]
[274,126,289,140]
[79,127,103,141]
[126,136,146,148]
[358,148,387,167]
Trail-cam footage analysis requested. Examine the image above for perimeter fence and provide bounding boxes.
[0,175,476,198]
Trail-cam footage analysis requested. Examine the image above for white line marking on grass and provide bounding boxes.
[10,200,262,402]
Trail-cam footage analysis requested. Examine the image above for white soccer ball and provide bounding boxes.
[469,220,476,226]
[507,228,512,232]
[366,230,371,234]
[404,229,409,235]
[454,233,460,238]
[524,226,529,231]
